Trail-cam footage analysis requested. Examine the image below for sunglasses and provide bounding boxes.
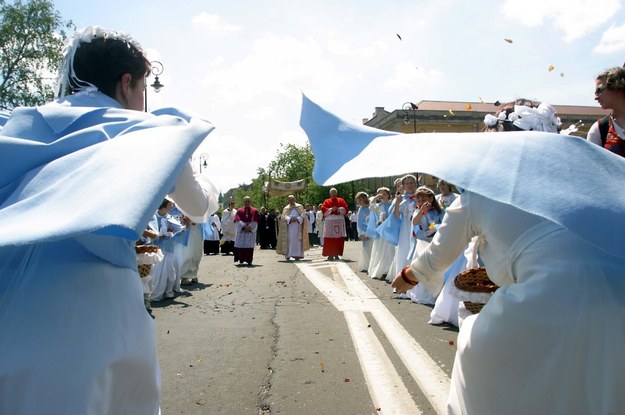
[595,86,606,95]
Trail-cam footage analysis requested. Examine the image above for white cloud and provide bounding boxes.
[326,39,388,59]
[200,34,351,106]
[208,56,225,66]
[246,106,276,121]
[383,61,444,89]
[191,12,242,33]
[500,0,621,42]
[594,23,625,53]
[195,133,269,191]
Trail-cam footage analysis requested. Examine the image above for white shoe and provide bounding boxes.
[165,291,174,299]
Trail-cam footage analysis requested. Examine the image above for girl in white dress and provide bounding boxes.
[407,186,443,305]
[367,187,395,279]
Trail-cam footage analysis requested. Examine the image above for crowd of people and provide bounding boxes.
[300,73,625,414]
[1,18,624,414]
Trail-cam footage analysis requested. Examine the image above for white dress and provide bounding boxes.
[150,213,187,300]
[427,247,470,327]
[204,215,222,241]
[367,199,395,279]
[393,195,416,275]
[179,222,203,281]
[410,191,625,415]
[356,206,372,271]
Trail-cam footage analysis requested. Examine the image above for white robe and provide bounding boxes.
[284,209,304,259]
[410,192,625,415]
[179,223,203,281]
[235,220,258,248]
[220,209,236,242]
[151,214,187,300]
[315,210,324,244]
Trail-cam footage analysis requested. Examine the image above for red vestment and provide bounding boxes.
[321,196,348,257]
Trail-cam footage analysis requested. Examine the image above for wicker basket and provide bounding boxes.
[136,245,160,278]
[454,267,499,293]
[463,301,485,314]
[135,245,159,254]
[454,267,499,314]
[138,263,153,278]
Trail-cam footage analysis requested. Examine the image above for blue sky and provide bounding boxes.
[52,0,625,191]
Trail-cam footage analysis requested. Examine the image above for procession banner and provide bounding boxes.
[265,178,307,196]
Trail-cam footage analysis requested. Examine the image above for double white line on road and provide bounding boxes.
[296,257,450,415]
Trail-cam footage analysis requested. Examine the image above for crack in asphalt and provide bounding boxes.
[256,297,280,415]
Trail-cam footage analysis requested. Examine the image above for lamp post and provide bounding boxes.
[144,61,164,112]
[199,153,208,174]
[402,102,418,133]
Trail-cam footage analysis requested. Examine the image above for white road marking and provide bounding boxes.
[345,310,422,415]
[297,257,450,415]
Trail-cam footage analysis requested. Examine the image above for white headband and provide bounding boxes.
[55,26,146,98]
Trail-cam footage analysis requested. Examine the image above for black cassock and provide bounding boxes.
[258,212,277,249]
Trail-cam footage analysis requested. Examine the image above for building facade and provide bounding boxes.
[359,99,609,189]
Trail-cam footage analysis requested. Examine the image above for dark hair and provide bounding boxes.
[597,67,625,95]
[158,199,171,210]
[71,36,150,98]
[416,186,442,214]
[437,180,454,193]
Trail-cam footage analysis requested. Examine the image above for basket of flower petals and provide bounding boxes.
[135,245,164,278]
[453,267,499,314]
[462,301,487,314]
[135,245,160,254]
[454,267,499,293]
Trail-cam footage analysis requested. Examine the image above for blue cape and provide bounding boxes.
[300,94,625,260]
[0,92,214,247]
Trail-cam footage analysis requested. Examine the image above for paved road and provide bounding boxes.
[154,241,459,415]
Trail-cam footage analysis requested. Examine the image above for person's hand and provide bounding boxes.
[420,201,431,213]
[391,266,419,293]
[332,206,338,213]
[395,193,403,203]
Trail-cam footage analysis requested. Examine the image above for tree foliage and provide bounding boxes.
[0,0,73,110]
[230,143,367,212]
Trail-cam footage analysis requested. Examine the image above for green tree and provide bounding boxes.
[264,143,360,210]
[0,0,73,110]
[229,142,371,212]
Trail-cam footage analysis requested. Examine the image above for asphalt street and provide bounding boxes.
[153,241,459,415]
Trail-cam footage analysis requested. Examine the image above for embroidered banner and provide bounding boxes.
[264,178,307,196]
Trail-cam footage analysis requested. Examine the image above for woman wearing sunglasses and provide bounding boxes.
[587,66,625,157]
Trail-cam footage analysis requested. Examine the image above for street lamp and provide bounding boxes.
[199,153,208,173]
[144,61,164,112]
[402,102,418,133]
